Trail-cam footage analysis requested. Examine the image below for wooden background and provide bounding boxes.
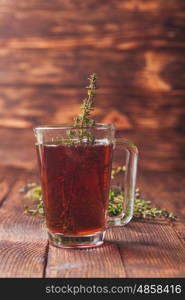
[0,0,185,278]
[0,0,185,173]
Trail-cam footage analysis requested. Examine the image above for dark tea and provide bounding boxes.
[37,142,113,236]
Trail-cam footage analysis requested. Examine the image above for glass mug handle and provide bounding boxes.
[108,138,138,227]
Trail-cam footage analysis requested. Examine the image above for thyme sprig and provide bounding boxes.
[21,166,177,221]
[67,73,97,144]
[75,73,97,128]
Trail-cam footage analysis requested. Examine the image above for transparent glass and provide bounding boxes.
[34,124,138,248]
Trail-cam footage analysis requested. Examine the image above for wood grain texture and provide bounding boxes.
[1,88,185,130]
[1,0,185,11]
[107,221,185,278]
[0,240,47,278]
[46,243,126,278]
[138,170,185,245]
[0,167,17,206]
[0,47,184,89]
[0,171,48,278]
[0,129,36,170]
[0,0,184,90]
[138,170,185,219]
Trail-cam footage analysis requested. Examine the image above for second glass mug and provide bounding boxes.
[34,124,138,248]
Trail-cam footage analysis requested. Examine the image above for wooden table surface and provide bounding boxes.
[0,0,185,278]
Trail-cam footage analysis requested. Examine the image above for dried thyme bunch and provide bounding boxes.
[67,73,97,143]
[21,166,177,221]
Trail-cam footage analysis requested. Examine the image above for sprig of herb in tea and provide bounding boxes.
[21,166,177,221]
[67,73,97,143]
[75,73,97,128]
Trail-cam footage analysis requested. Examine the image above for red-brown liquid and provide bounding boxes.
[37,142,113,235]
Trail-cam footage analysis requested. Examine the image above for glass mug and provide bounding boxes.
[34,124,138,248]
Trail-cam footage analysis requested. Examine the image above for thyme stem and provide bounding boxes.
[67,73,97,144]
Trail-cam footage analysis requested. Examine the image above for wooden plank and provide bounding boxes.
[138,171,185,220]
[0,87,185,129]
[0,171,46,239]
[0,0,185,12]
[0,167,17,205]
[106,221,185,278]
[0,129,36,170]
[0,169,48,278]
[0,2,184,89]
[138,171,185,244]
[46,243,126,278]
[0,240,47,278]
[0,9,184,39]
[171,221,185,242]
[0,47,184,89]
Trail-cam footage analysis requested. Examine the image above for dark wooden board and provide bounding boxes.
[1,88,185,129]
[107,221,185,278]
[46,242,126,278]
[0,47,184,89]
[0,0,185,90]
[138,170,185,220]
[0,170,48,278]
[1,0,185,10]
